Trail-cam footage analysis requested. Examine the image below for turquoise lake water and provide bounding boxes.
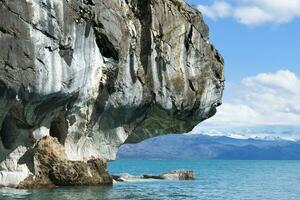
[1,160,300,200]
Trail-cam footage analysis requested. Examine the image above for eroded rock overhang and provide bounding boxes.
[0,0,224,187]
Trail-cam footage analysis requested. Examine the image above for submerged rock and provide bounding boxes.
[160,170,195,180]
[112,174,143,182]
[113,170,195,182]
[0,0,224,187]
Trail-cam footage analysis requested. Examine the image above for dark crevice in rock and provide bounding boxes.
[131,0,152,74]
[49,112,68,145]
[188,79,196,92]
[0,104,31,150]
[59,44,74,66]
[0,114,17,149]
[211,45,224,64]
[94,30,119,60]
[50,94,80,136]
[4,61,14,70]
[83,0,96,6]
[155,56,164,87]
[184,25,193,51]
[45,46,58,52]
[36,57,45,65]
[84,22,92,38]
[0,26,15,36]
[214,68,223,80]
[0,80,16,99]
[34,93,77,121]
[23,51,31,59]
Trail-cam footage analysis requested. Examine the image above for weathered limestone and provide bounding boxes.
[0,0,224,187]
[17,137,112,189]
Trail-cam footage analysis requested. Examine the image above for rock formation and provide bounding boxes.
[113,170,195,182]
[17,137,112,188]
[0,0,224,187]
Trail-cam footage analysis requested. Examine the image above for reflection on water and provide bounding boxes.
[0,186,113,200]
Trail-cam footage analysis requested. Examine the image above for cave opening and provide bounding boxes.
[0,114,17,150]
[94,30,119,61]
[49,115,68,145]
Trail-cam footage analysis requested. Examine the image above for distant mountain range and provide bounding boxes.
[117,134,300,160]
[191,125,300,141]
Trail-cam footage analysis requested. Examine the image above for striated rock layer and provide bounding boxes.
[0,0,224,187]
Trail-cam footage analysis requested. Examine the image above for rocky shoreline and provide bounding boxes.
[0,137,195,189]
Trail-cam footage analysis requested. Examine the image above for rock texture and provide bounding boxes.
[17,137,112,189]
[0,0,224,187]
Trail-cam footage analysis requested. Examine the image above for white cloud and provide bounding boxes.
[234,6,273,26]
[197,1,232,19]
[242,70,300,95]
[196,0,300,26]
[192,70,300,140]
[202,70,300,127]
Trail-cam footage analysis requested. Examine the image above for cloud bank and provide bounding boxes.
[202,70,300,127]
[193,70,300,140]
[197,0,300,26]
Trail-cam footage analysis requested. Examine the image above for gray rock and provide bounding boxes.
[113,170,195,182]
[0,0,224,187]
[160,170,195,180]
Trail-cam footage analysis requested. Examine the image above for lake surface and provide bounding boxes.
[1,160,300,200]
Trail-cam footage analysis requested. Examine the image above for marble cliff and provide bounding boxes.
[0,0,224,187]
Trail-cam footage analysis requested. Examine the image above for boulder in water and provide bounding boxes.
[160,170,195,180]
[113,170,195,182]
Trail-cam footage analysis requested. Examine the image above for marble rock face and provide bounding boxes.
[0,0,224,187]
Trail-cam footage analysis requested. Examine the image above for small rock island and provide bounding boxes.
[113,170,195,182]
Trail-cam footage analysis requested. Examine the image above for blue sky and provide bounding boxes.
[186,0,300,140]
[187,0,300,81]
